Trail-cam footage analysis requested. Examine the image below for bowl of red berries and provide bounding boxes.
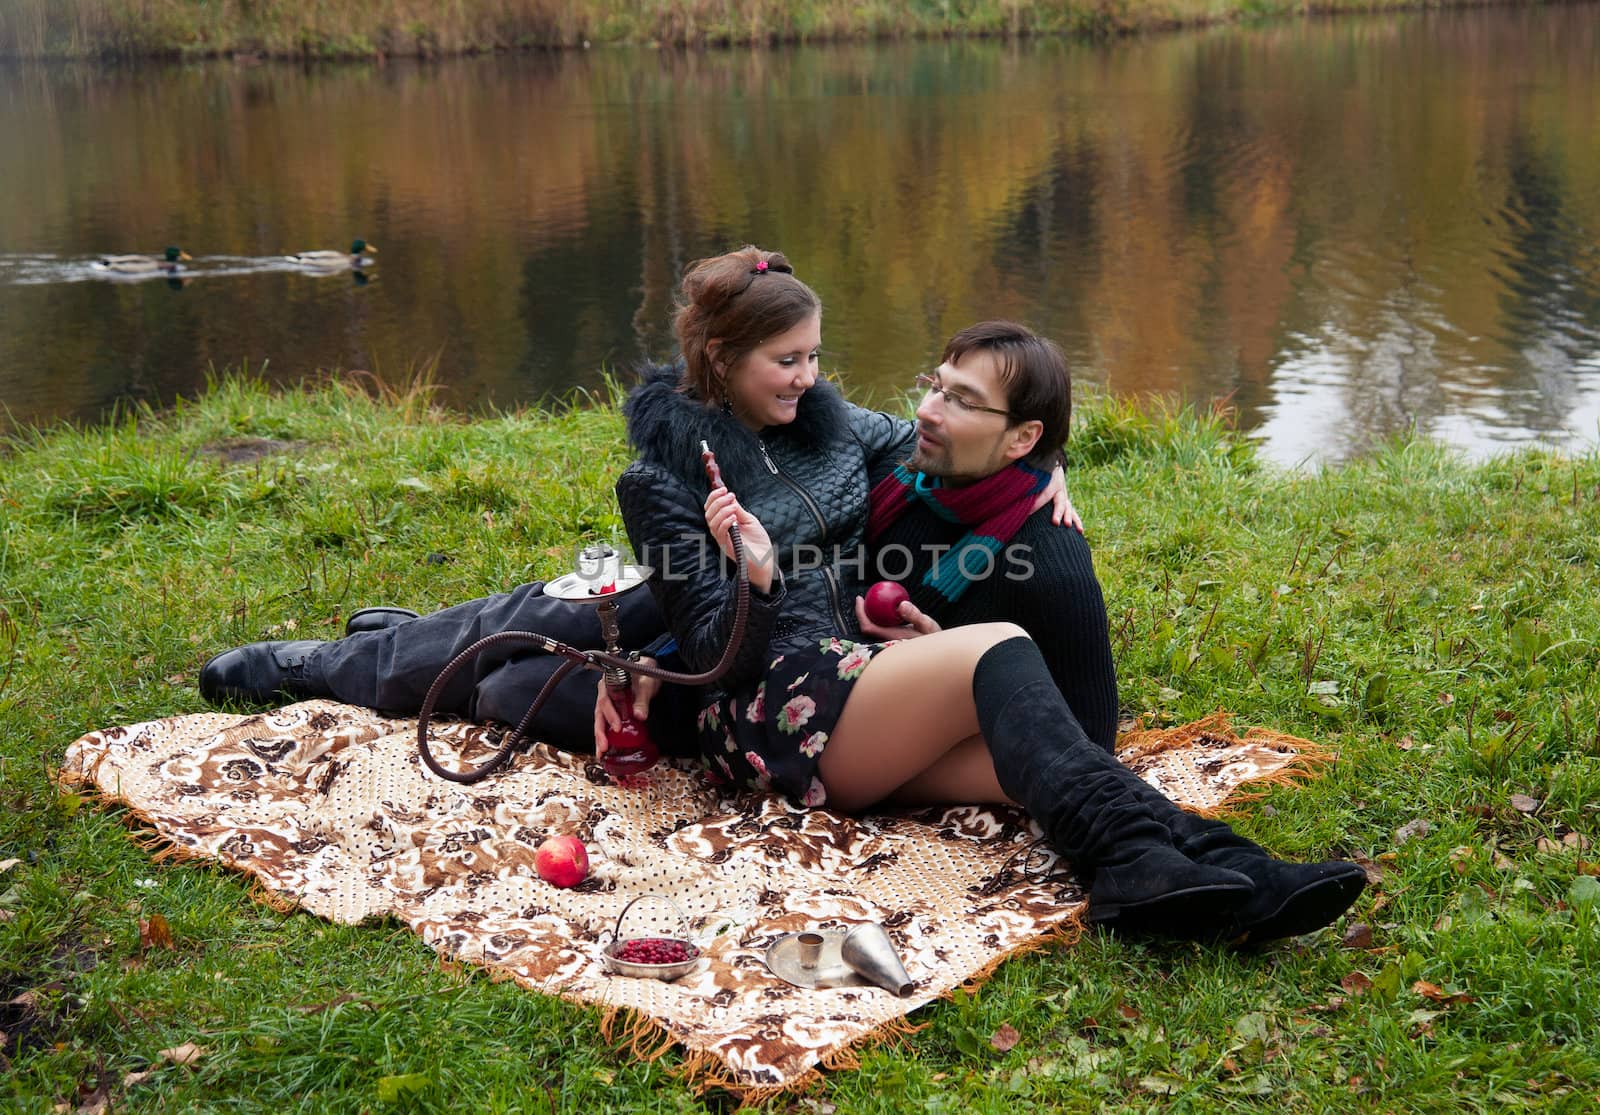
[600,896,703,981]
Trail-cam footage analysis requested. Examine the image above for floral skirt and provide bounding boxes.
[695,637,894,807]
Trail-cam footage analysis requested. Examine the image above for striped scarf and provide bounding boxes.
[866,461,1050,604]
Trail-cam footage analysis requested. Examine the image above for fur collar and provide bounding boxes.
[622,362,851,493]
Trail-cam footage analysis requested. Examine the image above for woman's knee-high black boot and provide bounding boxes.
[974,637,1253,938]
[1164,812,1367,943]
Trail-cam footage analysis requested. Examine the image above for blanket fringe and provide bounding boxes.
[1118,710,1335,818]
[955,905,1086,992]
[598,1005,680,1063]
[671,1010,930,1104]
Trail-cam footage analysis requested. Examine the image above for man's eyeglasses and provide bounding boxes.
[914,373,1012,419]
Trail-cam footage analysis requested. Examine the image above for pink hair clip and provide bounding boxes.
[755,260,769,273]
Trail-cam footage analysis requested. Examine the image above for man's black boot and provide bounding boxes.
[974,637,1253,939]
[1166,812,1367,943]
[199,641,333,706]
[344,606,419,635]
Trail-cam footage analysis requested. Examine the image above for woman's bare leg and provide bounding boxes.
[816,622,1026,812]
[884,736,999,807]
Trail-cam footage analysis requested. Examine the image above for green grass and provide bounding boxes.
[2,372,1598,1111]
[0,0,1545,58]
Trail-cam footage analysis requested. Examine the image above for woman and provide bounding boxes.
[615,246,1365,943]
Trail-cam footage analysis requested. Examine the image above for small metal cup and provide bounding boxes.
[796,931,825,970]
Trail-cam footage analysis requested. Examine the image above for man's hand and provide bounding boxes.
[1031,462,1083,532]
[593,657,661,755]
[854,594,941,641]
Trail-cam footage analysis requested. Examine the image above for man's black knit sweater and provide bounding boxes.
[869,505,1120,752]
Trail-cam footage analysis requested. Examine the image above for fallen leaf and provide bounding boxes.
[1234,1011,1270,1042]
[1448,846,1475,875]
[1220,1056,1239,1074]
[1138,1073,1185,1095]
[1394,819,1431,845]
[121,1070,156,1087]
[159,1042,206,1066]
[1340,923,1374,949]
[1412,980,1475,1005]
[1340,972,1372,996]
[1509,794,1541,814]
[1563,832,1592,851]
[1117,1003,1142,1021]
[989,1023,1021,1053]
[1492,850,1515,871]
[1437,692,1454,705]
[10,990,37,1009]
[71,1076,111,1115]
[1394,736,1415,751]
[0,858,18,873]
[140,914,174,953]
[1462,803,1493,819]
[1408,1008,1439,1037]
[1350,852,1385,885]
[376,1073,430,1102]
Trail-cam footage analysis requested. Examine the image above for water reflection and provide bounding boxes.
[0,9,1597,464]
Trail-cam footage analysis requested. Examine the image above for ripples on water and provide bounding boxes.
[0,8,1597,465]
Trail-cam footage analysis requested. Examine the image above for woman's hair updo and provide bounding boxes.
[673,246,821,405]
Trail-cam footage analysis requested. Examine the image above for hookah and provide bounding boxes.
[416,441,745,785]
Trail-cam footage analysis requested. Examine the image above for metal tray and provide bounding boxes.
[764,930,874,991]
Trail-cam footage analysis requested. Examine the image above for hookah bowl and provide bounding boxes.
[545,544,661,780]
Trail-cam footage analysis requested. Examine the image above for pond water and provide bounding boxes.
[1,7,1597,464]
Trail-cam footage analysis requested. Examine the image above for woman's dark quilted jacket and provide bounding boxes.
[616,364,912,696]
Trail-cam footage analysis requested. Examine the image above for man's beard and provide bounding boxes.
[908,426,951,476]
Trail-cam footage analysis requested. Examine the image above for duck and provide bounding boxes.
[92,246,191,275]
[286,239,377,269]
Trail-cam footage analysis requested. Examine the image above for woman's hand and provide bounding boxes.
[704,487,776,593]
[854,594,942,641]
[1030,462,1083,532]
[594,659,660,755]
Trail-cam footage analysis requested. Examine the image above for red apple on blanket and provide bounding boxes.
[535,835,589,887]
[862,581,911,628]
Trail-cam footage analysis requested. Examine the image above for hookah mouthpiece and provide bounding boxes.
[700,440,724,489]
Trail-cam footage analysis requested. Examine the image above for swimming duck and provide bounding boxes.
[286,239,377,268]
[92,246,191,274]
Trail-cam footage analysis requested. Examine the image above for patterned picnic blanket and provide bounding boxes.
[62,702,1324,1095]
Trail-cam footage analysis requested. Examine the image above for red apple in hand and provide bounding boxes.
[863,581,911,627]
[534,835,589,888]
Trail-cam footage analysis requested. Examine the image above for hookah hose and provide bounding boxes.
[416,521,751,784]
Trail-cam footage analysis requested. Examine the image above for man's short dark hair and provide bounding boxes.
[942,321,1071,468]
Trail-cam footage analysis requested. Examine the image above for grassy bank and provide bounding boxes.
[0,0,1548,57]
[2,371,1598,1111]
